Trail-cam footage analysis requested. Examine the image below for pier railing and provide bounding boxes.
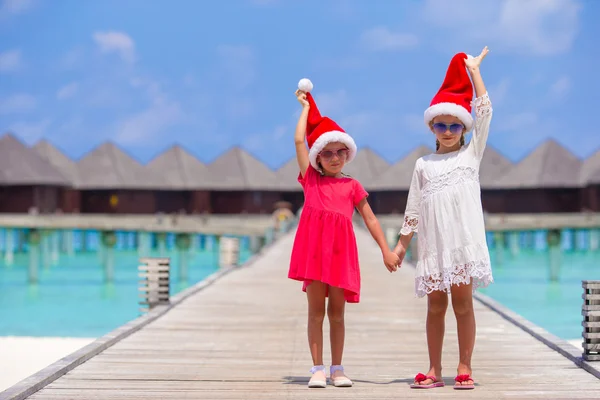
[583,280,600,362]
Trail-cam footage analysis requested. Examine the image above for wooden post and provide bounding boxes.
[509,231,519,257]
[101,231,117,283]
[138,258,170,313]
[493,231,504,266]
[51,230,60,265]
[27,229,41,284]
[590,229,599,252]
[156,232,167,256]
[4,228,14,266]
[219,237,240,267]
[175,233,191,282]
[249,235,262,254]
[547,229,562,282]
[582,280,600,361]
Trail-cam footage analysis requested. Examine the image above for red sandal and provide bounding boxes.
[410,373,445,389]
[454,374,475,390]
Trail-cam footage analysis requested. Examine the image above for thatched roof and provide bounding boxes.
[276,157,301,191]
[146,145,215,190]
[0,134,69,186]
[370,145,433,190]
[207,147,278,190]
[479,145,513,189]
[492,139,581,189]
[77,142,166,189]
[581,149,600,185]
[34,139,80,186]
[342,148,390,190]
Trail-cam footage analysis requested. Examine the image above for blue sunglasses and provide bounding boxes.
[432,122,464,135]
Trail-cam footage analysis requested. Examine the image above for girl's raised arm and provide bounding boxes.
[294,89,310,178]
[465,47,493,160]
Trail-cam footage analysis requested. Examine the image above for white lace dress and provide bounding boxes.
[401,93,494,298]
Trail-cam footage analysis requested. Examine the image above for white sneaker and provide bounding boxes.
[308,365,326,388]
[330,365,353,387]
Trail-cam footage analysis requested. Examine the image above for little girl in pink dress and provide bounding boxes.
[287,78,399,389]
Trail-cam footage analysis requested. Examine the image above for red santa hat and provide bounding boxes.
[297,78,357,170]
[424,52,475,132]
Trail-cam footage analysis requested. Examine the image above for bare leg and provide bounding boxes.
[306,281,327,366]
[415,290,448,385]
[451,282,475,387]
[327,286,352,386]
[327,286,346,366]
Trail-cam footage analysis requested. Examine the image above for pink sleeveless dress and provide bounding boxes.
[288,165,368,303]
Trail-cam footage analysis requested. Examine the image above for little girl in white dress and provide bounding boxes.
[394,47,493,390]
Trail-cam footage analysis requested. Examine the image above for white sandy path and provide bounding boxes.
[0,336,95,392]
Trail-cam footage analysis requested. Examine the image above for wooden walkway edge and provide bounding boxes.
[3,228,600,399]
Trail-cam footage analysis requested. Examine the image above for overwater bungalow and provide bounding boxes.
[146,145,212,214]
[75,142,166,214]
[0,132,597,214]
[0,134,70,213]
[485,140,583,213]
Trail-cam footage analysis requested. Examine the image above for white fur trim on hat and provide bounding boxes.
[308,131,357,170]
[424,102,474,132]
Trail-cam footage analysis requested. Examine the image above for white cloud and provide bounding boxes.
[339,111,384,139]
[8,119,51,143]
[217,45,256,89]
[273,125,287,140]
[226,98,255,119]
[0,0,35,18]
[0,49,22,72]
[115,77,184,145]
[0,93,36,114]
[549,76,570,98]
[314,90,349,116]
[402,113,427,134]
[423,0,582,56]
[57,48,84,70]
[93,31,136,64]
[242,124,289,157]
[115,102,182,145]
[56,82,79,100]
[489,78,510,107]
[316,55,366,71]
[360,27,419,52]
[496,111,538,132]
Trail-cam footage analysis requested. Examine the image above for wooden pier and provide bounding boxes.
[0,213,274,236]
[4,228,600,399]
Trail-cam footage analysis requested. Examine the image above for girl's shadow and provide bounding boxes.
[282,376,477,388]
[282,376,416,386]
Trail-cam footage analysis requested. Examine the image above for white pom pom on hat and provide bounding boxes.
[298,78,313,93]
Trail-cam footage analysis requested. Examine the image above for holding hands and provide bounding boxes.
[383,250,400,273]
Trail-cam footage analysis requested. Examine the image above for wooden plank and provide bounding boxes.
[17,229,600,399]
[582,281,600,288]
[583,321,600,328]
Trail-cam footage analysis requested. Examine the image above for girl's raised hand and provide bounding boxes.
[465,46,489,70]
[295,89,310,108]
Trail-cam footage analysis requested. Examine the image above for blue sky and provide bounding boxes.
[0,0,598,169]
